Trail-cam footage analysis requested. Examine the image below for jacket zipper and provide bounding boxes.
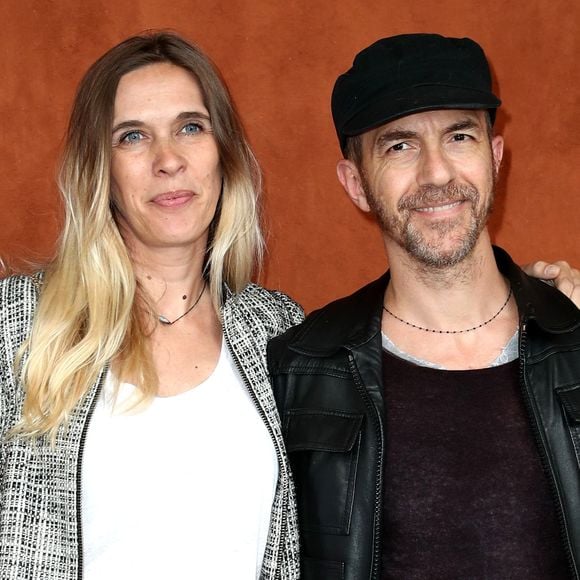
[518,322,578,579]
[222,329,287,580]
[75,365,108,580]
[348,352,383,580]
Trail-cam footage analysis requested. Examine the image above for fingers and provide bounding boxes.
[553,260,580,307]
[523,260,580,308]
[522,260,559,279]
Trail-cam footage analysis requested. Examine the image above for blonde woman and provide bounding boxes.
[0,33,301,579]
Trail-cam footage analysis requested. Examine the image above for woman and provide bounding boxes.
[0,32,301,579]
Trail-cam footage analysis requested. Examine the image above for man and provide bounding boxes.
[268,34,580,579]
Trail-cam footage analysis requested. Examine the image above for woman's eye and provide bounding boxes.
[119,131,143,144]
[181,122,203,135]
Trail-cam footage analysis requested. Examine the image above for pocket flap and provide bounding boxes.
[557,384,580,423]
[284,409,363,452]
[302,557,345,579]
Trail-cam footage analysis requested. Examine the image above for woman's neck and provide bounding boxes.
[131,244,208,321]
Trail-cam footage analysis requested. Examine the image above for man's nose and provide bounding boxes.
[416,145,455,188]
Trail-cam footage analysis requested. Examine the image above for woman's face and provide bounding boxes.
[110,62,222,256]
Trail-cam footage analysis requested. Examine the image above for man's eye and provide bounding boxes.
[389,142,410,153]
[119,131,143,144]
[452,133,471,142]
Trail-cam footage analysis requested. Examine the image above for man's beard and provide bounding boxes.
[363,175,495,269]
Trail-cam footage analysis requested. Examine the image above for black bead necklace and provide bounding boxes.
[382,286,512,334]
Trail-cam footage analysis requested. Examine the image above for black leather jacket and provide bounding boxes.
[268,247,580,580]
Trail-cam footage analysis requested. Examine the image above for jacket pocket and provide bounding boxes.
[284,409,363,535]
[302,556,345,579]
[556,384,580,464]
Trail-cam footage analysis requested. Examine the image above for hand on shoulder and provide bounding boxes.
[523,260,580,308]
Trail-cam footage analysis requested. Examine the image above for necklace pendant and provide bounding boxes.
[155,280,207,326]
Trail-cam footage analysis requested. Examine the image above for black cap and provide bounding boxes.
[332,33,501,152]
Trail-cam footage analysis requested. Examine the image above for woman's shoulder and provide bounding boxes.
[0,273,43,332]
[0,272,42,307]
[239,283,303,314]
[224,283,305,329]
[0,274,40,369]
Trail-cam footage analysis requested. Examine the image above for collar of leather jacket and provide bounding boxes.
[288,246,580,358]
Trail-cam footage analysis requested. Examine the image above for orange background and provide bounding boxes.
[1,0,578,312]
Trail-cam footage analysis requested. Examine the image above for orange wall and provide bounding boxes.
[1,0,578,312]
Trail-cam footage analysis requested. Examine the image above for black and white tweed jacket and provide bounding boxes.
[0,274,304,579]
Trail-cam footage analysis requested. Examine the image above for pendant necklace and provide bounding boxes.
[158,281,207,326]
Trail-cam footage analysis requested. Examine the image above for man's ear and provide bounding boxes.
[491,134,504,175]
[336,159,371,213]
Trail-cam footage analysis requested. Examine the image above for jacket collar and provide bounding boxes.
[289,271,388,357]
[494,246,580,334]
[289,246,580,357]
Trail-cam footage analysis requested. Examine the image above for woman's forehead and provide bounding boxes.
[113,63,208,122]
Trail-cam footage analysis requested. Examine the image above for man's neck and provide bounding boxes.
[386,232,501,312]
[383,237,519,370]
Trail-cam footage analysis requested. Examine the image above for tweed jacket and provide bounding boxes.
[0,274,304,580]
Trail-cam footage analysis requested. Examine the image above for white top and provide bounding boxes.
[81,340,278,580]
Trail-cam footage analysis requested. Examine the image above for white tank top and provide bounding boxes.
[81,340,278,579]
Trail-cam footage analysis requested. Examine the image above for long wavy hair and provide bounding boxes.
[17,32,263,437]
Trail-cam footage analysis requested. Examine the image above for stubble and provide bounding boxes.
[363,171,496,271]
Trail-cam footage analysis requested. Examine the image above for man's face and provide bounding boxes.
[340,109,503,269]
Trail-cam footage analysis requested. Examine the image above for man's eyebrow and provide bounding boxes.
[444,119,480,134]
[376,129,418,146]
[112,111,211,134]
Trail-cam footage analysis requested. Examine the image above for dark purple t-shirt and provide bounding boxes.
[381,350,569,579]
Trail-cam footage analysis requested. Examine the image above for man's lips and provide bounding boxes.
[150,190,195,207]
[414,200,464,213]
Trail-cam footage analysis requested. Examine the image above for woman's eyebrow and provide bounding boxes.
[176,111,211,122]
[112,120,145,134]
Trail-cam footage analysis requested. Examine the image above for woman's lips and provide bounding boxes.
[151,190,195,207]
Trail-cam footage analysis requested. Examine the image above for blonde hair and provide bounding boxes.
[18,32,263,437]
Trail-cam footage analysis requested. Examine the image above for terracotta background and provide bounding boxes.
[1,0,578,312]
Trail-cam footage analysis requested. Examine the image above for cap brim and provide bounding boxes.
[342,84,501,138]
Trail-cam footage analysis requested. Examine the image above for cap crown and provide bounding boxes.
[332,34,501,151]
